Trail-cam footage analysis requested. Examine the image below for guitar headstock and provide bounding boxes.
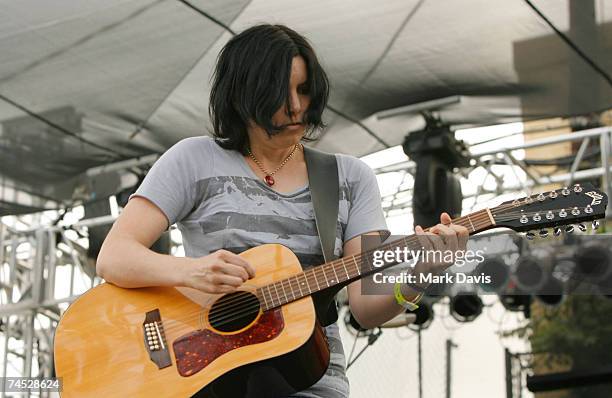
[490,183,607,238]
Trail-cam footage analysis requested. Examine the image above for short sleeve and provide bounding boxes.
[130,138,202,228]
[343,157,390,243]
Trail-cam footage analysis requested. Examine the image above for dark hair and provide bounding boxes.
[209,24,329,154]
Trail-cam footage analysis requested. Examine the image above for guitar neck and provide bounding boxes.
[256,208,496,310]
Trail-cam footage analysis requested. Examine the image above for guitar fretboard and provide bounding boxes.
[256,209,495,310]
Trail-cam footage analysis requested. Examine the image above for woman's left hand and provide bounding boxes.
[412,212,469,279]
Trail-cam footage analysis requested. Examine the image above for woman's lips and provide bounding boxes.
[284,123,303,130]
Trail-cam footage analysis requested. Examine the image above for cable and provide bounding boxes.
[347,329,361,368]
[346,328,383,370]
[178,0,236,35]
[523,0,612,87]
[359,0,426,85]
[326,104,391,148]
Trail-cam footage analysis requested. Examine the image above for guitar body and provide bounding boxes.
[54,244,330,397]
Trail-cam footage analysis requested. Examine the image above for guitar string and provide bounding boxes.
[158,212,497,332]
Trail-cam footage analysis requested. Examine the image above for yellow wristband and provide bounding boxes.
[394,282,422,311]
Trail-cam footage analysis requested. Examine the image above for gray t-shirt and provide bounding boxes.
[132,136,389,397]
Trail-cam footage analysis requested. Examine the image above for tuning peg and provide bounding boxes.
[525,232,536,240]
[573,184,582,193]
[561,187,571,196]
[539,229,549,238]
[553,227,562,236]
[565,225,574,233]
[578,223,587,232]
[592,220,600,230]
[537,193,546,201]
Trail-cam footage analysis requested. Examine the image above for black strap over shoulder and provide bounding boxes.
[303,146,339,263]
[303,146,340,327]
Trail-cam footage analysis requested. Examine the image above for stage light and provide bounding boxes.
[574,243,611,282]
[408,301,434,330]
[450,293,483,322]
[403,114,469,228]
[475,257,510,293]
[535,276,564,306]
[514,255,546,293]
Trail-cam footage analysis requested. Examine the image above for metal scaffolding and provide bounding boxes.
[376,125,612,219]
[0,214,112,397]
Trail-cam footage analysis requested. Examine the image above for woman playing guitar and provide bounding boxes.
[96,24,469,398]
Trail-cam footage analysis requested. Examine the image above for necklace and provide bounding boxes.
[247,143,301,186]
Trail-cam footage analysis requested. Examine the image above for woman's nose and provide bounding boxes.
[288,90,302,116]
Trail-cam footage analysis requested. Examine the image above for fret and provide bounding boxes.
[323,266,330,287]
[295,274,303,297]
[352,257,361,276]
[341,258,350,280]
[313,269,320,291]
[485,208,496,226]
[362,250,375,272]
[304,272,312,294]
[279,278,288,302]
[404,236,417,252]
[272,283,280,305]
[259,289,269,310]
[285,278,295,301]
[331,263,340,283]
[291,278,298,301]
[466,213,475,232]
[265,285,275,308]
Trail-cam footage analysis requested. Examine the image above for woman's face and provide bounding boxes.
[270,55,311,136]
[247,55,311,147]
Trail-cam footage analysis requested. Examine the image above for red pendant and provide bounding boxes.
[264,175,275,186]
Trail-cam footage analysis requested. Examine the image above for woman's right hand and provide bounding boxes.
[181,249,256,294]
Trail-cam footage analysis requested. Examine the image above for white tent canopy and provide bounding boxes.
[1,0,611,214]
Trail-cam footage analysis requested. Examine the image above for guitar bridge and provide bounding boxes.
[143,309,172,369]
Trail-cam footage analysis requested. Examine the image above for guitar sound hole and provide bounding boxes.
[208,291,261,332]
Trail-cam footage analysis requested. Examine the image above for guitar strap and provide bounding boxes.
[303,145,340,326]
[303,146,339,263]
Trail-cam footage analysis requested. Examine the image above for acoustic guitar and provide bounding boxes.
[54,184,607,397]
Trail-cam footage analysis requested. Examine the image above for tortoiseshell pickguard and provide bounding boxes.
[173,308,284,377]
